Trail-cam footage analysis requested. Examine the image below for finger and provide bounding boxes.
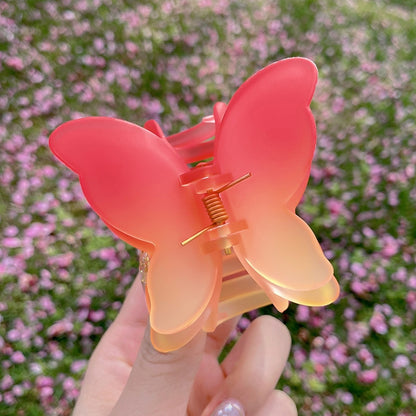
[254,390,297,416]
[90,273,148,365]
[72,274,149,416]
[110,321,206,416]
[202,316,291,416]
[205,315,240,356]
[187,317,240,415]
[113,272,149,328]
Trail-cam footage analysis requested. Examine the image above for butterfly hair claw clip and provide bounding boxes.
[50,57,340,352]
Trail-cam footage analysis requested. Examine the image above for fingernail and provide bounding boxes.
[210,398,245,416]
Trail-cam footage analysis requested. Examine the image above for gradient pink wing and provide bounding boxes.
[214,58,337,299]
[49,117,220,337]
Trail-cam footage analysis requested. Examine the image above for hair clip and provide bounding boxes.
[49,57,339,352]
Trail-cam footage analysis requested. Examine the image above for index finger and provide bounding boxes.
[202,316,291,416]
[113,272,149,329]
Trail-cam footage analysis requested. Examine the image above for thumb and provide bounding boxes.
[110,322,206,416]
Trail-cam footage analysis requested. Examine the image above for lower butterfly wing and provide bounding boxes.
[214,58,337,296]
[229,206,335,292]
[268,275,339,307]
[242,257,339,307]
[234,208,338,303]
[49,117,220,342]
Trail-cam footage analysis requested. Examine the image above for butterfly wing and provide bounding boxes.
[214,58,337,302]
[49,117,221,342]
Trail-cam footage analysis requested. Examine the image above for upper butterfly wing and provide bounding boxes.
[214,58,336,297]
[49,117,220,336]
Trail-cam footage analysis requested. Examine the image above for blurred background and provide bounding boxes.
[1,0,415,414]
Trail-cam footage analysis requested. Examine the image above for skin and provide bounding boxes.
[73,275,297,416]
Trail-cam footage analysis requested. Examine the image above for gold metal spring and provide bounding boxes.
[181,172,251,247]
[203,192,228,225]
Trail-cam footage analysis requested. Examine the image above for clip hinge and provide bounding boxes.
[181,173,251,247]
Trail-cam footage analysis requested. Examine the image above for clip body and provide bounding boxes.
[49,58,340,352]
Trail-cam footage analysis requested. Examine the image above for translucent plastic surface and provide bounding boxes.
[214,58,334,295]
[49,118,221,341]
[49,58,340,352]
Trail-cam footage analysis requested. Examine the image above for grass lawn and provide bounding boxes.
[0,0,415,414]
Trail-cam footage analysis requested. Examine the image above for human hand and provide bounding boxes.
[72,275,296,416]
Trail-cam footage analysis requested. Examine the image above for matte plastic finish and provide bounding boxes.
[49,58,340,352]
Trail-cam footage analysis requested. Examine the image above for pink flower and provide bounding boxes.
[12,385,24,397]
[406,292,416,310]
[97,247,116,261]
[340,392,353,404]
[80,322,94,337]
[369,312,388,335]
[125,41,138,54]
[393,268,407,282]
[366,401,378,412]
[410,384,416,401]
[3,226,18,237]
[77,295,91,308]
[381,235,400,258]
[351,280,368,295]
[49,252,75,268]
[3,391,16,405]
[238,317,250,330]
[351,262,367,278]
[39,386,53,399]
[47,320,74,337]
[389,316,403,327]
[66,387,79,401]
[10,351,25,363]
[18,273,38,292]
[358,368,378,384]
[393,354,410,369]
[1,374,13,390]
[330,344,349,365]
[62,377,76,391]
[349,361,361,373]
[70,360,87,373]
[89,310,105,322]
[126,97,140,110]
[7,329,21,342]
[327,198,345,218]
[296,305,310,322]
[2,237,21,248]
[408,276,416,289]
[77,308,89,321]
[25,222,54,238]
[145,98,163,116]
[5,56,24,70]
[48,342,64,360]
[36,376,53,389]
[310,350,329,365]
[331,96,345,113]
[347,322,369,347]
[39,296,56,314]
[358,348,374,366]
[293,349,307,367]
[41,165,56,178]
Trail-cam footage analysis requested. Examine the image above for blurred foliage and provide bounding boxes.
[1,0,415,415]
